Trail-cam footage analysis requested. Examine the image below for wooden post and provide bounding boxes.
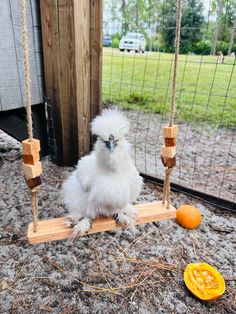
[90,0,103,120]
[40,0,103,166]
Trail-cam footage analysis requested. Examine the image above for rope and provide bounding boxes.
[22,0,33,141]
[22,0,39,232]
[169,0,182,127]
[162,168,173,209]
[162,0,182,208]
[31,187,40,232]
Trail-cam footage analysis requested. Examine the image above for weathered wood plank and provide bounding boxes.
[40,0,61,162]
[0,1,20,111]
[0,0,44,111]
[0,86,22,110]
[74,0,91,158]
[0,84,42,111]
[58,0,80,163]
[90,0,103,120]
[27,202,176,244]
[39,0,53,101]
[40,0,91,165]
[40,0,65,165]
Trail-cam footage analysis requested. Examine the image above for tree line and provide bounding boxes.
[104,0,236,55]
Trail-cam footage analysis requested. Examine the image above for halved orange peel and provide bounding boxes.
[184,263,225,301]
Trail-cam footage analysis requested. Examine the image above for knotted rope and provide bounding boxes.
[22,0,39,232]
[162,0,182,207]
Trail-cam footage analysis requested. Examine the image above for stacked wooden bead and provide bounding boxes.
[22,139,42,189]
[161,125,178,168]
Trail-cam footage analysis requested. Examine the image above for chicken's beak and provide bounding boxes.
[105,135,117,152]
[106,138,116,152]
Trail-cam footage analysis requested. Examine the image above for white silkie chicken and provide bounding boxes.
[62,109,143,236]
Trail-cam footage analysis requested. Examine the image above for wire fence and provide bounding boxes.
[102,0,236,205]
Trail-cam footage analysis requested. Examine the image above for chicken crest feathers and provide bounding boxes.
[91,109,130,139]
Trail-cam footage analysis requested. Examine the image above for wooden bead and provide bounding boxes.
[23,161,42,179]
[163,125,178,138]
[22,139,40,155]
[164,137,176,147]
[161,146,176,158]
[161,156,176,168]
[25,176,41,189]
[22,151,40,165]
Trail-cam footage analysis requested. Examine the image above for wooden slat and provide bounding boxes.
[0,0,43,111]
[40,0,91,165]
[27,202,176,244]
[74,0,91,159]
[90,0,103,120]
[40,0,64,163]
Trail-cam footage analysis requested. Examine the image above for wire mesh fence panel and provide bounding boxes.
[102,0,236,204]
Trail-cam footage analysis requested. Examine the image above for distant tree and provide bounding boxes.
[210,0,236,55]
[211,0,224,55]
[104,0,158,40]
[228,15,236,55]
[120,0,150,35]
[181,0,205,51]
[146,0,162,51]
[103,0,119,34]
[226,1,236,54]
[120,0,129,34]
[161,0,205,53]
[160,0,177,51]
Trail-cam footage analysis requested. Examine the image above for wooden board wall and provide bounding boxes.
[40,0,103,166]
[0,0,44,111]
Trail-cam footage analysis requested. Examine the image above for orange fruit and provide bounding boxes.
[176,204,201,229]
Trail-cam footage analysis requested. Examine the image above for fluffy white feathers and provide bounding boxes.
[91,109,130,139]
[62,109,143,236]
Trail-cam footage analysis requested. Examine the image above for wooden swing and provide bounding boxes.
[21,0,182,244]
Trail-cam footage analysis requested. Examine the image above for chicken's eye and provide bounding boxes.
[103,139,119,145]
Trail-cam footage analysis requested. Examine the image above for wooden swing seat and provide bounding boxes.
[27,201,176,244]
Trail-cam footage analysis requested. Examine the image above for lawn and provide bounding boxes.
[102,48,236,128]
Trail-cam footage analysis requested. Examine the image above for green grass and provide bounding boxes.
[102,48,236,128]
